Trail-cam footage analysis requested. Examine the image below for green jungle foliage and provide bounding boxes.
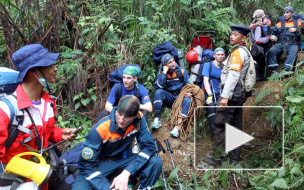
[1,0,304,189]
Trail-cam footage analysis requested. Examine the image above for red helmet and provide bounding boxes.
[186,50,198,64]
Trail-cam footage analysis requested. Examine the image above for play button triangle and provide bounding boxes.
[225,123,254,153]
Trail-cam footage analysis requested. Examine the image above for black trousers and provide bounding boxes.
[253,55,266,80]
[212,93,246,163]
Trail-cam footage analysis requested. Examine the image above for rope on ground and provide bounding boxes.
[168,83,205,140]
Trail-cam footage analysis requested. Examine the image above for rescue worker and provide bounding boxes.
[73,95,162,190]
[0,44,77,190]
[249,9,272,82]
[201,47,225,135]
[94,65,152,123]
[151,53,192,138]
[204,25,251,166]
[267,6,302,74]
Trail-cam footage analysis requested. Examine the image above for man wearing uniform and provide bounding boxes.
[204,25,251,166]
[95,65,152,123]
[267,6,302,74]
[73,95,162,190]
[152,53,192,138]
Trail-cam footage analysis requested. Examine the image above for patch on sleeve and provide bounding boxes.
[229,49,243,72]
[143,96,150,101]
[82,147,94,160]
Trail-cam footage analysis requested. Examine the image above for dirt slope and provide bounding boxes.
[151,80,284,184]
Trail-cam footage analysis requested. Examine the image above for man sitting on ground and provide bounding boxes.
[73,95,162,190]
[152,53,192,138]
[267,6,302,74]
[95,65,152,123]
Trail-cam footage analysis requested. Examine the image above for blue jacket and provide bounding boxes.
[154,65,191,92]
[77,108,156,188]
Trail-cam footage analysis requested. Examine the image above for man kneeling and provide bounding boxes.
[73,95,162,190]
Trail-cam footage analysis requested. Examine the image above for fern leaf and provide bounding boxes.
[255,88,275,104]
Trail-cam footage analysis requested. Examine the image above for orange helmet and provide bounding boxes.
[186,50,198,64]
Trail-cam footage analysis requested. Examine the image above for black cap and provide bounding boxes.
[230,25,251,36]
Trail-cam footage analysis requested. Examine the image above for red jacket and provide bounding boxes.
[0,84,63,164]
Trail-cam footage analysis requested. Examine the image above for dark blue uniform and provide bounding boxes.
[153,65,192,117]
[73,108,162,190]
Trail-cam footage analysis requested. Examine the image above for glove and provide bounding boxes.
[269,35,278,42]
[206,95,213,105]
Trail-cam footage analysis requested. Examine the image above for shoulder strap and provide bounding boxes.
[134,86,141,100]
[295,19,298,28]
[281,20,285,30]
[252,25,267,42]
[239,46,251,57]
[0,95,26,150]
[0,96,16,128]
[114,83,121,106]
[177,68,184,83]
[209,61,212,76]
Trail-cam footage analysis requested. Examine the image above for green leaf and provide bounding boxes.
[167,167,179,184]
[219,171,227,187]
[286,95,304,103]
[73,95,79,101]
[270,178,288,189]
[152,179,163,188]
[297,74,304,85]
[57,116,63,122]
[75,102,81,110]
[278,167,286,178]
[91,95,97,102]
[290,163,303,176]
[81,98,91,106]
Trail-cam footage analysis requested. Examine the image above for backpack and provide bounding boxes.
[0,67,19,96]
[153,41,184,67]
[0,67,26,149]
[239,46,256,93]
[56,142,84,185]
[249,25,270,56]
[189,49,215,87]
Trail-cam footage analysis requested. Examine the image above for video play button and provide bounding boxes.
[225,123,254,153]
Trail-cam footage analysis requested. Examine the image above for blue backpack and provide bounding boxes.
[153,41,180,66]
[0,67,19,96]
[58,143,84,185]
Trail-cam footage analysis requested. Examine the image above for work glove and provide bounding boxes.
[269,35,278,42]
[206,95,213,105]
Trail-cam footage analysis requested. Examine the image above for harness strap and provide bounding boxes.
[22,109,42,150]
[0,172,26,189]
[10,176,26,190]
[0,95,28,150]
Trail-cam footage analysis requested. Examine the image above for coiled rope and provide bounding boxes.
[168,83,205,140]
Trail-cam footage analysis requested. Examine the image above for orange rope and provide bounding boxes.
[168,83,205,140]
